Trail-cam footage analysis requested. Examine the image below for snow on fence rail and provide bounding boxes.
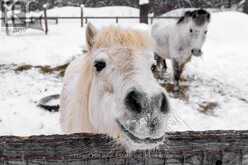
[0,130,248,165]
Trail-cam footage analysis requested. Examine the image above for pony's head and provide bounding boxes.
[177,9,210,57]
[85,23,170,150]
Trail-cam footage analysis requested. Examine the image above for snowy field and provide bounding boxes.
[0,7,248,136]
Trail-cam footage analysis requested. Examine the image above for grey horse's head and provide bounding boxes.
[177,9,211,57]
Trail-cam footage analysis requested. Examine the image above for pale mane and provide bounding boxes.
[60,54,94,133]
[93,26,154,49]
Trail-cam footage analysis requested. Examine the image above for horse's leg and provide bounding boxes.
[172,59,183,91]
[153,53,162,77]
[154,53,162,69]
[162,59,167,72]
[154,53,168,80]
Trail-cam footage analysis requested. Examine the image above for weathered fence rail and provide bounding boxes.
[0,16,179,34]
[0,16,179,21]
[1,130,248,165]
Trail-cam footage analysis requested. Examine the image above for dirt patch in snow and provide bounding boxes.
[14,63,69,77]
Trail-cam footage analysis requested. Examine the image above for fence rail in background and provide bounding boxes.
[1,0,248,35]
[0,16,180,25]
[0,15,179,35]
[0,1,178,34]
[0,130,248,164]
[0,16,179,20]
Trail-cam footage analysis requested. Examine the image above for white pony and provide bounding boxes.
[60,23,170,151]
[151,9,210,90]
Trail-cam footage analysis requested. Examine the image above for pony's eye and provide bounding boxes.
[204,30,208,34]
[151,64,156,72]
[189,29,193,33]
[94,60,106,72]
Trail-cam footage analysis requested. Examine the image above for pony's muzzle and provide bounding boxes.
[191,49,202,57]
[125,89,169,114]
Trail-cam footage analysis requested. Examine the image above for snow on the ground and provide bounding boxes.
[0,23,84,66]
[39,6,139,28]
[47,6,139,17]
[0,6,139,66]
[0,66,62,135]
[0,7,248,136]
[139,0,149,5]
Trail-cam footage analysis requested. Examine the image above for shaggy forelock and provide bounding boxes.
[93,26,154,49]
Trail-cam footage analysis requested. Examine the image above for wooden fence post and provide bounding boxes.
[150,17,153,24]
[139,0,150,24]
[244,0,248,14]
[5,19,9,35]
[228,0,232,8]
[43,4,48,35]
[1,1,4,24]
[3,4,9,35]
[80,4,84,27]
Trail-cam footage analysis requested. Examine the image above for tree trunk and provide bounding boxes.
[0,130,248,164]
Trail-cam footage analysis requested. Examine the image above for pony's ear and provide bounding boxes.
[86,23,97,50]
[177,17,185,24]
[184,11,192,17]
[177,11,192,24]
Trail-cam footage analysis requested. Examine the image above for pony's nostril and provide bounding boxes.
[125,90,143,114]
[191,49,202,56]
[149,117,159,132]
[160,93,169,114]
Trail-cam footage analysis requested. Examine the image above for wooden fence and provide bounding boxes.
[0,4,180,35]
[0,15,179,35]
[0,130,248,164]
